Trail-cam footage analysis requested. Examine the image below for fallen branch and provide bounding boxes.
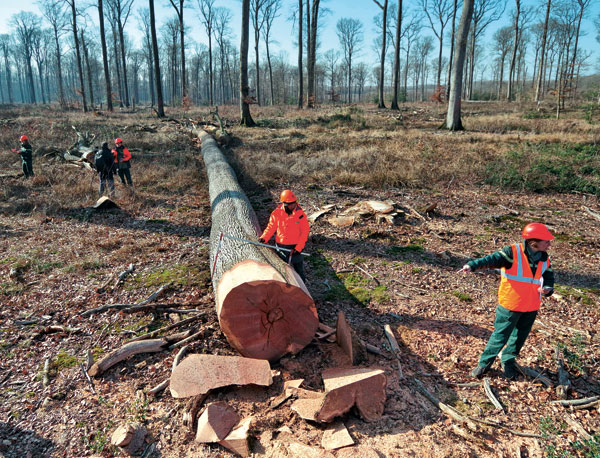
[483,378,504,412]
[555,346,571,400]
[42,359,50,387]
[122,284,169,313]
[573,400,600,410]
[127,315,205,343]
[355,264,380,285]
[582,206,600,223]
[80,363,96,394]
[81,303,131,317]
[550,396,599,406]
[516,364,553,387]
[564,415,593,441]
[148,344,189,396]
[404,204,426,221]
[168,330,205,350]
[384,324,403,378]
[88,339,167,377]
[118,263,135,283]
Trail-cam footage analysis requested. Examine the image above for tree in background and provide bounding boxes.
[106,0,134,107]
[420,0,454,89]
[493,26,512,99]
[168,0,187,101]
[149,0,164,117]
[39,0,69,108]
[535,0,551,103]
[297,0,303,108]
[445,0,474,130]
[197,0,215,105]
[262,0,282,105]
[214,7,232,104]
[11,12,41,104]
[373,0,388,108]
[137,8,154,107]
[240,0,255,126]
[506,0,520,101]
[0,35,14,103]
[250,0,268,105]
[98,0,114,110]
[336,18,363,103]
[390,0,403,109]
[306,0,321,108]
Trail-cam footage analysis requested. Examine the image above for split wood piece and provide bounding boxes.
[281,441,335,458]
[169,354,272,398]
[317,367,387,423]
[321,421,354,450]
[93,196,119,210]
[195,402,240,443]
[290,389,326,421]
[316,322,337,342]
[308,205,335,223]
[564,415,593,441]
[127,315,204,343]
[183,394,208,431]
[342,200,395,216]
[194,129,318,362]
[110,423,147,455]
[550,396,599,406]
[555,346,571,400]
[327,216,355,227]
[516,364,553,387]
[384,324,403,378]
[88,339,167,377]
[483,378,504,412]
[269,379,304,410]
[336,312,367,365]
[219,416,253,457]
[148,344,189,396]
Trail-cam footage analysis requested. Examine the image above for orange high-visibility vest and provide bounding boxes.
[498,243,549,312]
[260,204,309,252]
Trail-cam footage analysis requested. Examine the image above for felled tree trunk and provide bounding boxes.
[194,128,318,361]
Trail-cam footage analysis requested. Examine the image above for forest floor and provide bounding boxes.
[0,101,599,458]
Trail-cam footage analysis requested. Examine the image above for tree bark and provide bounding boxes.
[445,0,474,130]
[506,0,520,101]
[297,0,303,108]
[98,0,113,110]
[240,0,255,126]
[69,0,87,112]
[149,0,165,117]
[194,129,317,361]
[390,0,402,109]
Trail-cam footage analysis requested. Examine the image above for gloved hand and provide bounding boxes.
[258,237,265,244]
[288,248,299,262]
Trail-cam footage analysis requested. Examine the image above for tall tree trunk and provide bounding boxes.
[53,29,66,107]
[445,0,474,130]
[149,0,165,117]
[70,0,87,111]
[307,0,320,108]
[208,32,214,105]
[507,0,520,101]
[3,53,13,103]
[81,31,94,108]
[110,23,124,107]
[390,0,402,109]
[240,0,255,126]
[193,129,317,361]
[446,0,458,99]
[118,21,130,107]
[98,0,113,110]
[297,0,303,108]
[254,7,261,106]
[375,0,388,108]
[265,40,274,105]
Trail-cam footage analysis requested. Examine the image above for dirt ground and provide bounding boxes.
[0,103,599,458]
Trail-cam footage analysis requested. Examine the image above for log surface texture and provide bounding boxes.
[195,129,318,361]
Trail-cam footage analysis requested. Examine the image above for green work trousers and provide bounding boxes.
[478,305,538,369]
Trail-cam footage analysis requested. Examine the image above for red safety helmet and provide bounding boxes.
[280,189,297,203]
[521,223,554,241]
[20,135,28,142]
[115,138,123,145]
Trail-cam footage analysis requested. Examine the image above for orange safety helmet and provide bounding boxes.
[115,138,123,145]
[20,135,28,142]
[521,223,554,241]
[279,189,297,203]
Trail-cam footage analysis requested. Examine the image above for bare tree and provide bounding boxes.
[149,0,164,117]
[506,0,520,100]
[336,18,363,103]
[137,8,153,106]
[106,0,133,107]
[535,0,552,102]
[445,0,474,130]
[390,0,403,109]
[250,0,269,105]
[197,0,215,105]
[493,26,512,99]
[79,28,95,107]
[566,0,591,96]
[262,0,282,105]
[97,0,114,110]
[11,12,41,104]
[324,49,339,101]
[0,35,14,103]
[420,0,454,89]
[402,15,422,99]
[466,0,505,99]
[240,0,255,126]
[31,28,50,104]
[307,0,321,108]
[373,0,389,108]
[297,0,303,108]
[168,0,187,100]
[39,0,69,107]
[214,7,232,104]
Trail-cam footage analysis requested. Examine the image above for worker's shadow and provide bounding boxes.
[0,422,54,457]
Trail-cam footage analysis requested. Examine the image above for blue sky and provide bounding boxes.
[1,0,599,76]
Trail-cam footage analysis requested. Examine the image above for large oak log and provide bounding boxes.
[195,129,318,361]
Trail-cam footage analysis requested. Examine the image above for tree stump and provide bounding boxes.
[194,129,318,361]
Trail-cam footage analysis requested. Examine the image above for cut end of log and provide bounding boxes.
[217,261,318,362]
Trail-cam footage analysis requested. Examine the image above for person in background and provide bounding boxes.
[12,135,34,179]
[259,189,310,283]
[112,137,133,186]
[95,142,115,197]
[459,223,555,380]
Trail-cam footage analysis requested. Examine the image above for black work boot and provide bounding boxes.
[471,363,492,379]
[502,363,518,380]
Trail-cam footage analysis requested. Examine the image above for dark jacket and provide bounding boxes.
[19,143,33,162]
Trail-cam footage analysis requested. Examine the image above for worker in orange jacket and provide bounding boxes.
[112,137,133,186]
[259,189,310,282]
[460,223,555,379]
